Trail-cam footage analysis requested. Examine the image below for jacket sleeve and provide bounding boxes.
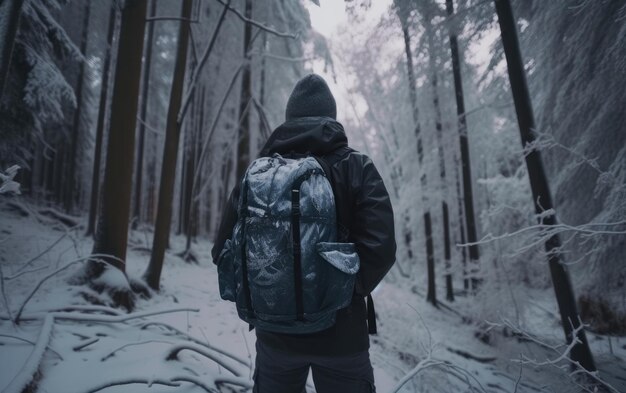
[211,184,240,265]
[351,155,397,296]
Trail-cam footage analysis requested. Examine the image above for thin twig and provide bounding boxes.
[14,254,122,323]
[15,226,78,273]
[73,338,99,351]
[146,16,199,23]
[213,0,298,39]
[178,0,231,124]
[190,64,244,204]
[101,339,173,361]
[247,50,313,63]
[135,116,164,136]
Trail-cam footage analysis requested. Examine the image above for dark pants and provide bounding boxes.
[253,339,376,393]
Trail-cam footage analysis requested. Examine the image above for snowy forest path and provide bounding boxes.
[1,207,626,392]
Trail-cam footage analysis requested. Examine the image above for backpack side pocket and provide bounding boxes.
[316,242,360,313]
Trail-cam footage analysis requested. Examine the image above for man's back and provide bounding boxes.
[212,74,396,392]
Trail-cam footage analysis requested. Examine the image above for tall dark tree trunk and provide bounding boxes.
[65,1,91,214]
[454,154,469,290]
[144,0,194,290]
[53,144,65,204]
[258,32,269,139]
[396,5,423,164]
[89,0,149,303]
[132,0,158,230]
[443,201,453,301]
[446,0,480,290]
[423,1,451,302]
[494,0,595,372]
[425,212,437,307]
[0,0,25,99]
[87,4,117,237]
[395,1,426,270]
[235,0,253,181]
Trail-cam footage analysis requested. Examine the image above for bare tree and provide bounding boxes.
[132,0,158,229]
[446,0,480,292]
[144,0,194,290]
[65,1,91,214]
[0,0,26,99]
[87,0,150,308]
[235,0,253,181]
[494,0,595,372]
[87,3,117,237]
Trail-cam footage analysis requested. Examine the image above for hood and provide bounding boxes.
[259,117,348,157]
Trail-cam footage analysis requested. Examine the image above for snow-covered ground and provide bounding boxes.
[1,204,625,392]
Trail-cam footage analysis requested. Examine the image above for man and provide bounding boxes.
[212,74,396,393]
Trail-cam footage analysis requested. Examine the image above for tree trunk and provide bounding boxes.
[395,2,426,267]
[454,154,469,290]
[425,211,437,307]
[132,0,158,230]
[423,1,452,302]
[235,0,253,181]
[443,201,453,301]
[144,0,194,290]
[396,5,424,164]
[89,0,149,302]
[65,1,91,214]
[87,4,117,237]
[494,0,595,372]
[0,0,25,100]
[446,0,480,290]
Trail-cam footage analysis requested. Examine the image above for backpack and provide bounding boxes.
[216,153,360,334]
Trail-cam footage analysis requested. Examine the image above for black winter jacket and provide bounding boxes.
[211,116,396,356]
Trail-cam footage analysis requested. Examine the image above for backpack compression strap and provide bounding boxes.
[291,168,324,321]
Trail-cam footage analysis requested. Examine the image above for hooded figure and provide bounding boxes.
[212,74,396,393]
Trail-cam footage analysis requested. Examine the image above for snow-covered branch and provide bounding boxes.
[2,314,54,393]
[0,165,21,195]
[139,321,249,367]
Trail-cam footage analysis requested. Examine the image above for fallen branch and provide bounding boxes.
[139,321,249,367]
[73,338,99,351]
[102,339,173,361]
[50,305,123,315]
[86,378,181,393]
[213,375,253,389]
[166,342,243,377]
[446,347,496,363]
[52,307,199,324]
[38,207,81,227]
[2,314,54,393]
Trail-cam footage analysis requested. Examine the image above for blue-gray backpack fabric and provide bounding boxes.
[217,154,360,334]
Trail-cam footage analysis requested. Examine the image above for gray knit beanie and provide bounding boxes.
[285,74,337,120]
